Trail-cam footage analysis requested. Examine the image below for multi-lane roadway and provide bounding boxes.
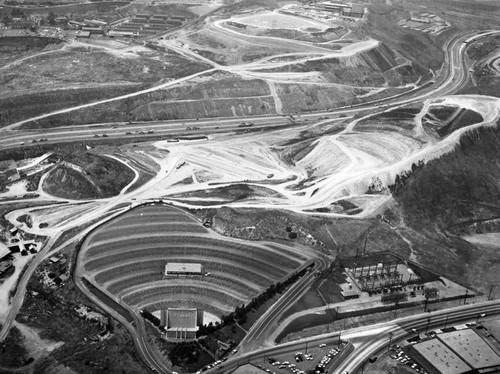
[1,30,496,153]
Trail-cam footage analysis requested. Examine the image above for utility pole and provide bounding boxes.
[444,314,449,329]
[463,289,469,305]
[387,332,393,353]
[363,229,369,256]
[488,285,495,301]
[425,317,431,334]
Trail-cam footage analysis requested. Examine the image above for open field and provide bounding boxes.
[80,204,313,317]
[234,11,331,31]
[0,41,210,127]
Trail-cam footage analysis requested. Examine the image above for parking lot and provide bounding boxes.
[252,341,350,374]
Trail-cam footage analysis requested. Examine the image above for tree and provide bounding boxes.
[2,14,12,25]
[47,12,56,26]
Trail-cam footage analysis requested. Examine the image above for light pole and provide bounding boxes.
[477,313,486,323]
[425,317,431,334]
[387,332,393,353]
[488,285,495,301]
[444,313,449,329]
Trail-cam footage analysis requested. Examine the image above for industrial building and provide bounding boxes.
[164,263,202,277]
[111,13,185,37]
[318,2,347,12]
[161,308,198,340]
[407,328,500,374]
[343,4,365,18]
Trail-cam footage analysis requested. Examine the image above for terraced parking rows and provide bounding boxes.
[81,204,313,317]
[85,247,290,280]
[122,283,244,313]
[89,254,276,288]
[87,235,305,268]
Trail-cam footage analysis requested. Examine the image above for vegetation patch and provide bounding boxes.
[42,151,134,199]
[387,121,500,292]
[14,257,146,374]
[0,326,29,367]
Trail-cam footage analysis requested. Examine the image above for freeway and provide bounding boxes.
[334,300,500,374]
[215,300,500,374]
[1,30,496,154]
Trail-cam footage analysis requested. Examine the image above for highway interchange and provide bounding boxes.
[0,28,499,374]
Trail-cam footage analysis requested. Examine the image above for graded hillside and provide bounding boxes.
[0,42,210,127]
[80,204,313,317]
[259,43,422,87]
[362,6,445,71]
[42,152,135,199]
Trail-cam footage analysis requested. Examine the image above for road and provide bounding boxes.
[1,30,495,153]
[0,28,498,374]
[215,300,500,374]
[239,257,328,353]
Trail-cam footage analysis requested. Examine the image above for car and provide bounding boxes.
[319,343,327,348]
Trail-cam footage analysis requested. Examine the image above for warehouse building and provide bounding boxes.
[439,329,500,371]
[164,263,202,277]
[408,338,471,374]
[407,328,500,374]
[318,2,346,12]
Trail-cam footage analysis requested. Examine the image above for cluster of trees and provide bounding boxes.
[167,341,201,368]
[387,161,424,196]
[198,266,312,336]
[285,226,298,239]
[140,309,161,327]
[366,176,385,194]
[1,9,56,26]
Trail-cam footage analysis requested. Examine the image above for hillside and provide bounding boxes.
[391,121,500,293]
[42,152,134,199]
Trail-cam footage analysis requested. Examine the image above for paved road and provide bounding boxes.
[215,300,500,374]
[2,30,496,153]
[239,257,328,353]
